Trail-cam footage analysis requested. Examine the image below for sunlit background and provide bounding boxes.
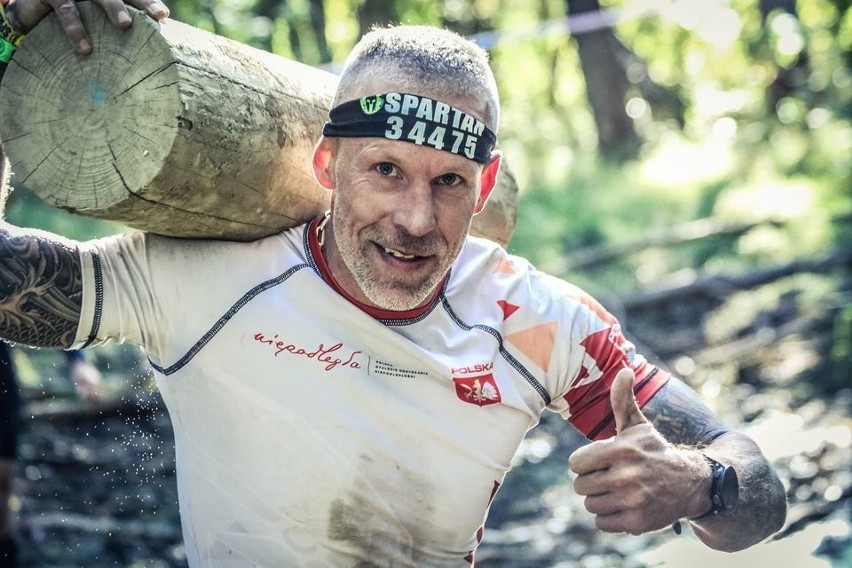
[3,0,850,566]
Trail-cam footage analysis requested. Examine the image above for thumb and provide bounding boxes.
[611,368,648,433]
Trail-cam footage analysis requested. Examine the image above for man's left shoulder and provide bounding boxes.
[451,237,556,311]
[457,236,530,276]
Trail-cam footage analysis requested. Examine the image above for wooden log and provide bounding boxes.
[0,2,518,246]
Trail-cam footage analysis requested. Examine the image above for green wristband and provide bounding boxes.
[0,1,26,48]
[0,36,14,63]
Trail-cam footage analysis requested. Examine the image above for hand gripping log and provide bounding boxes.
[0,2,517,245]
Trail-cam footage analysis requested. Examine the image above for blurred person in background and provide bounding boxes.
[0,344,102,565]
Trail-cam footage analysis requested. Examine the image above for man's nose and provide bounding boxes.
[392,181,436,237]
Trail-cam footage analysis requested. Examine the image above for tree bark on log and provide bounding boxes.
[0,2,518,246]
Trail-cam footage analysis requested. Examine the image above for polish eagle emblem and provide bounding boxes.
[453,373,502,407]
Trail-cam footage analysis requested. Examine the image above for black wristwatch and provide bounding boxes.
[694,454,739,519]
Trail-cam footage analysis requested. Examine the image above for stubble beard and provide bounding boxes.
[331,200,461,311]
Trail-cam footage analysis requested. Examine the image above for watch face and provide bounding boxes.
[720,466,740,511]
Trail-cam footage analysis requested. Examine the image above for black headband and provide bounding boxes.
[322,93,497,164]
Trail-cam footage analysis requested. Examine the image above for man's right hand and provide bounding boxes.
[6,0,169,54]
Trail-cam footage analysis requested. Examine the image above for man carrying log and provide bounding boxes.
[0,1,786,566]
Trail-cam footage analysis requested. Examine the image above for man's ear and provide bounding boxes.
[312,137,336,190]
[474,151,502,214]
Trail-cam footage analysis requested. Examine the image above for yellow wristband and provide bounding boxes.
[0,2,25,48]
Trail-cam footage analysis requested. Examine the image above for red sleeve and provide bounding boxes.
[560,288,670,441]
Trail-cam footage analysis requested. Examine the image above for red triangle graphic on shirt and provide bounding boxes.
[497,300,520,320]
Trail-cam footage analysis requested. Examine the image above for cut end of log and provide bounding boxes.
[0,3,180,210]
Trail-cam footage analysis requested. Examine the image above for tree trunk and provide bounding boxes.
[357,0,399,38]
[759,0,811,109]
[566,0,639,161]
[253,0,283,53]
[308,0,332,64]
[0,2,518,246]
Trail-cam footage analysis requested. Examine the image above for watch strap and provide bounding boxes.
[691,453,737,520]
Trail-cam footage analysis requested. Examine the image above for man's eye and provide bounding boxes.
[376,162,395,176]
[437,173,461,186]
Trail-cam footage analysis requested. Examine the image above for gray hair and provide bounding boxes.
[334,25,500,132]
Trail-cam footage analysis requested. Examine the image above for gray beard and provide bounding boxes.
[330,204,452,311]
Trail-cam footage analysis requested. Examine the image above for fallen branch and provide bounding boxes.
[690,312,828,367]
[546,217,779,273]
[544,212,852,273]
[620,248,852,312]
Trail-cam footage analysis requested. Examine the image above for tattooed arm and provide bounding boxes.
[642,377,787,550]
[0,147,83,348]
[0,0,172,345]
[569,371,787,552]
[0,0,169,348]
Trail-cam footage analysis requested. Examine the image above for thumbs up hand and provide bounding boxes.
[568,369,707,535]
[610,367,650,432]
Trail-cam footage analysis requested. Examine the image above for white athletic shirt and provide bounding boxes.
[73,217,669,567]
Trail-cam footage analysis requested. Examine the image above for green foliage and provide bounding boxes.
[506,0,850,268]
[5,187,127,240]
[8,0,848,392]
[10,0,847,272]
[497,0,850,395]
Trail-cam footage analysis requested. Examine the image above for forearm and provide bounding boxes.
[1,142,84,347]
[689,432,787,551]
[0,2,170,349]
[644,378,787,551]
[0,159,85,346]
[0,225,84,347]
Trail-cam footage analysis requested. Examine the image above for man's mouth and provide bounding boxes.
[382,245,418,260]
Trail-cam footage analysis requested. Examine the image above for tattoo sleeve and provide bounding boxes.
[641,376,730,446]
[0,150,84,348]
[0,228,84,348]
